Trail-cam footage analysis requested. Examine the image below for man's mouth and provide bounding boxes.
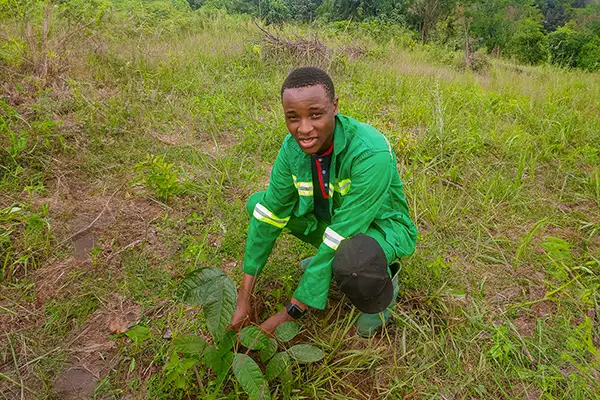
[298,137,318,149]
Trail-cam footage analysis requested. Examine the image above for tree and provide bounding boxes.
[284,0,320,22]
[407,0,456,41]
[547,23,588,66]
[535,0,578,31]
[508,17,548,63]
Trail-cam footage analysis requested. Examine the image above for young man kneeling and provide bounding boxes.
[229,67,417,337]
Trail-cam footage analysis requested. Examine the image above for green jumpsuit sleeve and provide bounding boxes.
[293,149,400,309]
[243,141,298,276]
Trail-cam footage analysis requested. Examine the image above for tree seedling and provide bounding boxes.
[175,267,325,399]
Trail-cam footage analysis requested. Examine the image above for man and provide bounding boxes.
[228,67,417,337]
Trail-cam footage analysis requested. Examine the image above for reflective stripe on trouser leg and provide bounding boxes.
[323,227,345,250]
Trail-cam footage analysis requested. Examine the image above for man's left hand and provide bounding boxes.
[259,298,308,335]
[259,308,294,335]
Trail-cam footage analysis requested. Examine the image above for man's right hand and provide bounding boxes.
[226,273,257,332]
[227,299,252,332]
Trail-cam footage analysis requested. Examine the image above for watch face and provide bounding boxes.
[286,302,304,319]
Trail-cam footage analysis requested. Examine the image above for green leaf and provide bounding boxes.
[274,321,300,342]
[204,346,233,385]
[240,326,268,350]
[265,351,290,381]
[125,325,150,345]
[260,338,278,363]
[178,267,237,342]
[287,344,325,364]
[205,289,236,342]
[178,267,237,307]
[216,351,234,386]
[173,335,207,356]
[203,345,220,370]
[217,329,237,356]
[232,354,270,399]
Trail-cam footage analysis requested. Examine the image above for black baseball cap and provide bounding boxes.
[332,234,393,314]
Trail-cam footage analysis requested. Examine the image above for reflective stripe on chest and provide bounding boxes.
[292,175,351,197]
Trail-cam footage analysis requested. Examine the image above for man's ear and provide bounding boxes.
[333,96,339,115]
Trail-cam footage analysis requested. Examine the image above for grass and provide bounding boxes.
[1,4,600,399]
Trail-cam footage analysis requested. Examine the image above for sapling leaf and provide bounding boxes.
[178,267,232,305]
[204,346,234,386]
[173,335,207,356]
[178,267,237,342]
[217,329,237,356]
[232,354,270,399]
[203,345,220,370]
[205,287,237,342]
[260,338,278,363]
[240,326,268,350]
[265,351,290,381]
[274,321,300,342]
[287,344,325,364]
[216,351,234,387]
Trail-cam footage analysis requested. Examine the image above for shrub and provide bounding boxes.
[508,18,547,65]
[578,40,600,72]
[547,25,588,68]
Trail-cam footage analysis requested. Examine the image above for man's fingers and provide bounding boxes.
[227,314,251,332]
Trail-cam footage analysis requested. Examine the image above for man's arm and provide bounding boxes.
[259,297,306,334]
[228,273,256,331]
[229,140,298,331]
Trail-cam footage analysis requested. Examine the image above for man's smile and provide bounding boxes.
[297,137,319,149]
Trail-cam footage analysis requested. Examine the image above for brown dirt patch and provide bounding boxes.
[53,294,141,399]
[513,312,536,338]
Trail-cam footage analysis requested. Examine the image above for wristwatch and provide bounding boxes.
[285,302,306,319]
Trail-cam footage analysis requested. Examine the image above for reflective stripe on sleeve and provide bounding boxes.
[253,203,290,229]
[323,227,345,250]
[292,174,313,196]
[333,179,351,195]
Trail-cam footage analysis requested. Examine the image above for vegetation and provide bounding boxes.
[196,0,600,71]
[1,0,599,399]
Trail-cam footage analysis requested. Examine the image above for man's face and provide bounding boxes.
[282,84,338,154]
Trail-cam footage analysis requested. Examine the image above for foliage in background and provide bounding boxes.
[186,0,600,71]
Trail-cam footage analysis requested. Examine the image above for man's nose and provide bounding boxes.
[297,119,313,135]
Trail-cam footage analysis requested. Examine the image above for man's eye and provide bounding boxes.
[287,116,299,121]
[311,113,322,118]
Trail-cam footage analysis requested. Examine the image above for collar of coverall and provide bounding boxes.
[332,114,347,156]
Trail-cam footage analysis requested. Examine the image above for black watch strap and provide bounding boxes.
[285,302,306,319]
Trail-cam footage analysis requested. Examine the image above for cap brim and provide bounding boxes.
[346,279,394,314]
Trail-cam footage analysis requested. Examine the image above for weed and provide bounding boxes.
[135,154,185,202]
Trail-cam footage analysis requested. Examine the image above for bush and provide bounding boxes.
[547,25,588,68]
[508,18,547,65]
[451,49,490,73]
[578,40,600,72]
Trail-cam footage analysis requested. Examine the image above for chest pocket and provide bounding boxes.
[292,175,313,196]
[331,178,351,210]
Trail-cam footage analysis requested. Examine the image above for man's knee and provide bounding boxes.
[246,191,265,217]
[332,234,394,314]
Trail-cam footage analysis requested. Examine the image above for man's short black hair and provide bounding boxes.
[281,67,335,101]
